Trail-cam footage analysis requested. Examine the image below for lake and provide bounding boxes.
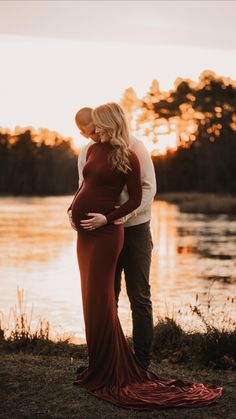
[0,196,235,343]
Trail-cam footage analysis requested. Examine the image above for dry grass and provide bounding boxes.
[152,289,236,370]
[0,287,87,357]
[152,316,236,370]
[0,287,50,342]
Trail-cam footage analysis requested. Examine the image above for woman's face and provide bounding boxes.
[95,125,112,143]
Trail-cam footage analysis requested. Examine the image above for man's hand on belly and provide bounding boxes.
[80,213,107,231]
[114,217,125,225]
[112,205,125,225]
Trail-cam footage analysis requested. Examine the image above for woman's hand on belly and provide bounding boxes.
[80,213,107,231]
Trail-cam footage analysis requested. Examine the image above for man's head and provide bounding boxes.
[75,107,100,142]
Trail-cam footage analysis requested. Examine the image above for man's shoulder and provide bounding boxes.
[130,135,140,146]
[130,136,149,156]
[80,141,94,152]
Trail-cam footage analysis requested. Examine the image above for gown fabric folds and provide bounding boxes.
[69,142,222,410]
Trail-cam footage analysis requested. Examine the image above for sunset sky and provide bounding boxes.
[0,1,236,151]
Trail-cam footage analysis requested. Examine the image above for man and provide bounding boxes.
[74,107,156,369]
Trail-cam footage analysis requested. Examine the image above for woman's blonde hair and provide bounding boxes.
[92,102,131,173]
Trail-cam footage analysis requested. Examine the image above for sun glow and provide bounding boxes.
[135,130,178,156]
[151,131,178,155]
[1,33,236,149]
[128,109,178,155]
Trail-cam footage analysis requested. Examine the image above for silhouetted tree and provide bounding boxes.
[123,70,236,193]
[0,127,78,195]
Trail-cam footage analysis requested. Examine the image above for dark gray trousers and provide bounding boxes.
[115,221,154,368]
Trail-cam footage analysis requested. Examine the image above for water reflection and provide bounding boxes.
[0,196,235,342]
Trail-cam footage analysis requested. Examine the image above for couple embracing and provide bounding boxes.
[68,102,222,410]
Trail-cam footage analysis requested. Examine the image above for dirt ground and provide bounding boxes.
[0,353,235,419]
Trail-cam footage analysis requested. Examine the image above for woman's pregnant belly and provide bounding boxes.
[71,184,118,227]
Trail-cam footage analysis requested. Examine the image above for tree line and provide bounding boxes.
[0,128,78,195]
[1,70,236,196]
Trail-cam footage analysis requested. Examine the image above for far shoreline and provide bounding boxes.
[156,192,236,215]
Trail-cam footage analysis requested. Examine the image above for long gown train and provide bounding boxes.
[69,142,222,410]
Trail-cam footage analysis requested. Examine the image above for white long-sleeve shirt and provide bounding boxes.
[77,136,157,227]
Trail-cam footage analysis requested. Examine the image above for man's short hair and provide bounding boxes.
[75,107,93,127]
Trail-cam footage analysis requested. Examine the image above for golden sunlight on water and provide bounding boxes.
[0,197,235,343]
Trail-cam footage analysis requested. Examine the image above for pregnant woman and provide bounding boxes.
[68,102,222,410]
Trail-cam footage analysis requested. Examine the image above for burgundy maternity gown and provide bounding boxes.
[68,141,222,410]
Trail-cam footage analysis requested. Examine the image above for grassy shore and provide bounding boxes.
[1,289,235,418]
[1,290,235,370]
[1,317,235,369]
[156,192,236,214]
[1,319,236,418]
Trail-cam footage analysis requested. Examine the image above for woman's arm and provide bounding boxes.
[105,151,142,223]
